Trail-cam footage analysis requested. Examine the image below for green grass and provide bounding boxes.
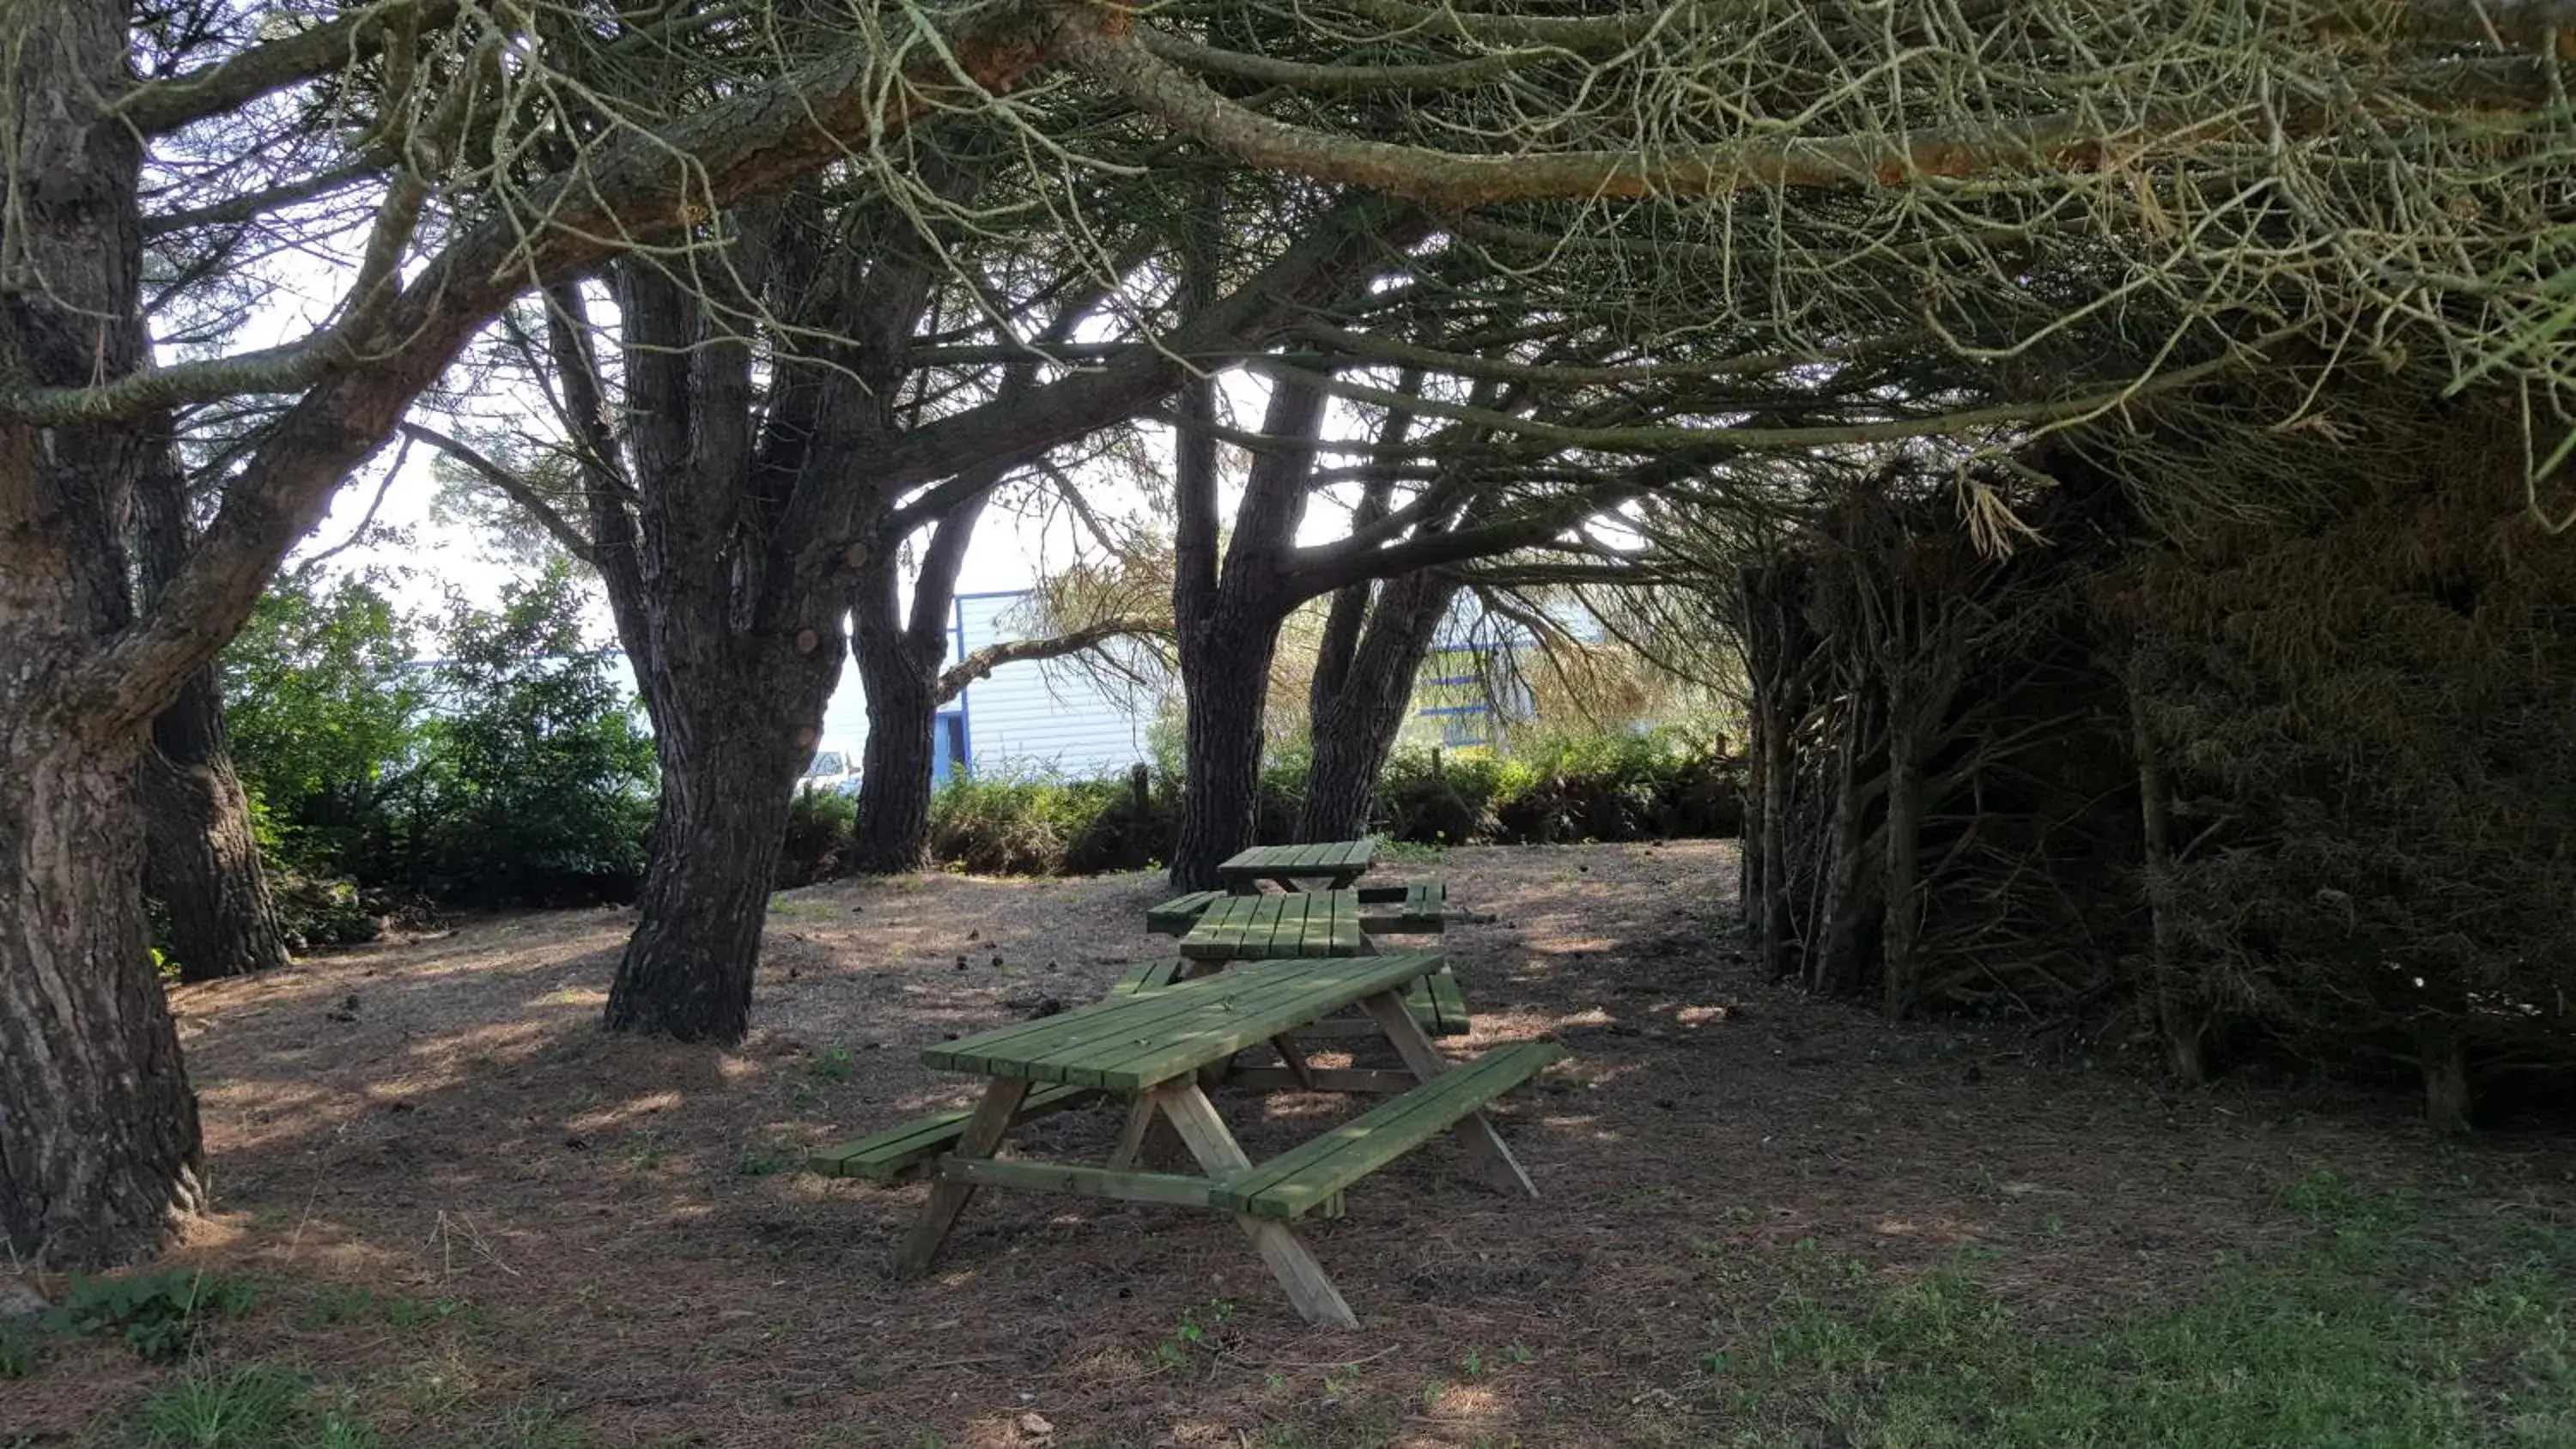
[1717,1172,2576,1447]
[129,1362,313,1448]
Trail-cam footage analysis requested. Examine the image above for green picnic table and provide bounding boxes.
[828,952,1561,1328]
[1216,839,1376,894]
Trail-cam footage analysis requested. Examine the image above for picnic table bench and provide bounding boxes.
[1217,840,1376,894]
[826,952,1560,1327]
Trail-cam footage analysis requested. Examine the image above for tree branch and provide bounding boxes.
[398,421,598,565]
[83,0,1073,730]
[937,614,1169,703]
[1138,29,1544,92]
[117,0,464,136]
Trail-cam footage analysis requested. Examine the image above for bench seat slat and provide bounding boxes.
[808,1082,1097,1181]
[1145,890,1225,935]
[1212,1043,1564,1220]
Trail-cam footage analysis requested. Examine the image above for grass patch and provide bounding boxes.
[1721,1173,2576,1447]
[125,1361,389,1449]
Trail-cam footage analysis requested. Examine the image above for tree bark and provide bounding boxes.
[0,722,209,1265]
[134,433,287,981]
[140,674,289,981]
[848,559,948,876]
[1297,571,1457,841]
[605,642,833,1041]
[1813,682,1880,995]
[1879,707,1925,1018]
[1171,607,1285,889]
[0,0,206,1267]
[1168,362,1325,888]
[2129,679,2206,1085]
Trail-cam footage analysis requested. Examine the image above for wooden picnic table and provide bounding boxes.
[877,951,1559,1327]
[1216,839,1376,894]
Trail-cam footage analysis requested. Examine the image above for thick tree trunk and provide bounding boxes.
[142,670,289,981]
[1297,573,1457,842]
[0,0,210,1269]
[604,589,840,1043]
[849,606,942,876]
[605,695,822,1042]
[1170,609,1283,889]
[0,724,208,1266]
[134,437,287,982]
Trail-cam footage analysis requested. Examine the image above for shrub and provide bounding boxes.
[1378,725,1741,846]
[41,1269,258,1361]
[221,571,425,881]
[407,563,655,905]
[928,767,1170,876]
[777,788,855,887]
[223,561,655,914]
[912,726,1741,878]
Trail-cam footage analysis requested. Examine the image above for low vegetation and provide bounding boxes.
[770,725,1744,882]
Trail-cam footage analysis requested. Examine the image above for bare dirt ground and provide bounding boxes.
[9,840,2573,1447]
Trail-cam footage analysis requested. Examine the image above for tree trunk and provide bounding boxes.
[605,605,839,1042]
[848,488,990,877]
[849,604,943,876]
[1297,573,1456,842]
[0,0,210,1269]
[1880,707,1925,1019]
[2129,679,2205,1085]
[1813,685,1880,995]
[133,436,287,982]
[1170,609,1283,889]
[0,723,209,1266]
[142,670,289,981]
[605,700,821,1042]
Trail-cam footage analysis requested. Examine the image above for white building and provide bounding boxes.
[815,590,1165,784]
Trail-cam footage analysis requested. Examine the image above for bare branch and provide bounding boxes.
[936,613,1169,703]
[399,421,598,565]
[117,0,463,136]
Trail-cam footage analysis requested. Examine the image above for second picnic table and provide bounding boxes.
[1216,839,1376,894]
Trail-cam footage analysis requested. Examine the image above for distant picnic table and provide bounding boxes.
[825,953,1557,1327]
[1216,839,1375,894]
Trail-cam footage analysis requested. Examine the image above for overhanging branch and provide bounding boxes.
[937,613,1169,703]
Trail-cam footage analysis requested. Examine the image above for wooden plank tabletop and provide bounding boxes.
[1181,890,1368,960]
[1215,839,1376,881]
[923,952,1446,1093]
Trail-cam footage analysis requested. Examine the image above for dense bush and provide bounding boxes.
[777,788,857,887]
[1382,727,1744,846]
[904,726,1741,878]
[927,767,1171,876]
[220,562,656,925]
[406,565,656,904]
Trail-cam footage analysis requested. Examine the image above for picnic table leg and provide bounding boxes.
[1358,991,1539,1199]
[891,1077,1029,1277]
[1151,1082,1359,1331]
